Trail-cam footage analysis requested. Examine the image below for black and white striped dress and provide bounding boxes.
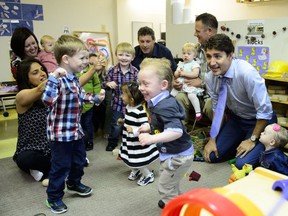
[119,104,159,168]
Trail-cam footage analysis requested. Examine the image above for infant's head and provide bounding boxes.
[259,123,288,149]
[181,42,198,63]
[40,35,55,53]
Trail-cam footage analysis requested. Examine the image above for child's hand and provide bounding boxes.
[178,69,183,77]
[139,133,153,146]
[38,79,48,92]
[51,68,67,78]
[174,70,180,78]
[95,89,105,106]
[125,125,133,134]
[138,123,150,133]
[107,81,117,89]
[117,118,124,125]
[94,55,106,68]
[98,89,105,101]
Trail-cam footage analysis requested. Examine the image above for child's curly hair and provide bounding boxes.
[122,81,144,105]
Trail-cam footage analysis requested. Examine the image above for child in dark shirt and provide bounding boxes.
[138,58,194,209]
[259,123,288,175]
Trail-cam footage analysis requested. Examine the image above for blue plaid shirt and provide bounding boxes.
[103,63,138,114]
[42,73,102,142]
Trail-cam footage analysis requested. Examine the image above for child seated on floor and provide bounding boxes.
[259,123,288,175]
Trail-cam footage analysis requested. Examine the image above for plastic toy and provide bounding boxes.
[228,163,253,183]
[161,167,288,216]
[193,150,204,162]
[272,179,288,200]
[228,158,236,164]
[188,171,201,181]
[161,187,263,216]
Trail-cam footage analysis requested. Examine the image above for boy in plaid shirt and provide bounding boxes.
[42,35,105,214]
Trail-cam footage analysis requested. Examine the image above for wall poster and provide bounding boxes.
[72,31,114,68]
[237,46,270,75]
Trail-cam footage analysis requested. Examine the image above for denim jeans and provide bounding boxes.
[107,110,124,147]
[209,112,277,169]
[80,108,94,143]
[47,139,86,202]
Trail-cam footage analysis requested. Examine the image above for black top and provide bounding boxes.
[13,103,50,160]
[132,43,177,72]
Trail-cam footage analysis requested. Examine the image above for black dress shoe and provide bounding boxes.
[85,142,93,151]
[106,144,116,151]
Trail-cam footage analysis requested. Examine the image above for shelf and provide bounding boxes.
[270,99,288,105]
[262,75,288,83]
[264,75,288,128]
[278,122,288,128]
[236,0,280,3]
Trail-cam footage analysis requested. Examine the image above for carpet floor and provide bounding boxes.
[0,134,231,216]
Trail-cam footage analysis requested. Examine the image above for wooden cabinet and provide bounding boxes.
[263,75,288,128]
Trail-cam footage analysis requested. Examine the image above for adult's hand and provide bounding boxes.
[203,138,218,162]
[236,139,256,158]
[173,79,183,91]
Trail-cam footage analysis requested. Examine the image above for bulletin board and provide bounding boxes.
[132,21,153,47]
[0,1,44,36]
[237,46,270,74]
[72,31,114,67]
[166,16,288,69]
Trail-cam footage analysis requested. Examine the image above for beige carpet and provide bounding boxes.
[0,134,231,216]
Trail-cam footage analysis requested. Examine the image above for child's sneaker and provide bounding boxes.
[66,182,92,196]
[84,157,89,167]
[128,170,141,181]
[30,169,43,182]
[137,171,154,186]
[46,199,68,214]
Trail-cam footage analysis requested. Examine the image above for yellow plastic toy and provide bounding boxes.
[264,61,288,78]
[228,163,253,183]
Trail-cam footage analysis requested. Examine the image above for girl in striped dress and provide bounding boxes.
[119,81,159,186]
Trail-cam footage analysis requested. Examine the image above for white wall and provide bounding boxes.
[2,0,288,82]
[116,0,166,45]
[0,0,118,82]
[166,0,288,60]
[0,0,166,82]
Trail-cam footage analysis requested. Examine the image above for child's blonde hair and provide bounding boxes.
[182,42,198,57]
[115,42,135,57]
[40,35,55,45]
[271,123,288,148]
[140,58,173,91]
[54,35,87,64]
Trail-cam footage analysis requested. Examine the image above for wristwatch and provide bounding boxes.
[250,135,258,142]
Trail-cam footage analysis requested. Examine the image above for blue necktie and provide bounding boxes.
[210,77,227,138]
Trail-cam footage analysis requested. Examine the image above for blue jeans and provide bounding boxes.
[81,108,94,143]
[107,110,124,147]
[47,139,86,202]
[209,112,277,169]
